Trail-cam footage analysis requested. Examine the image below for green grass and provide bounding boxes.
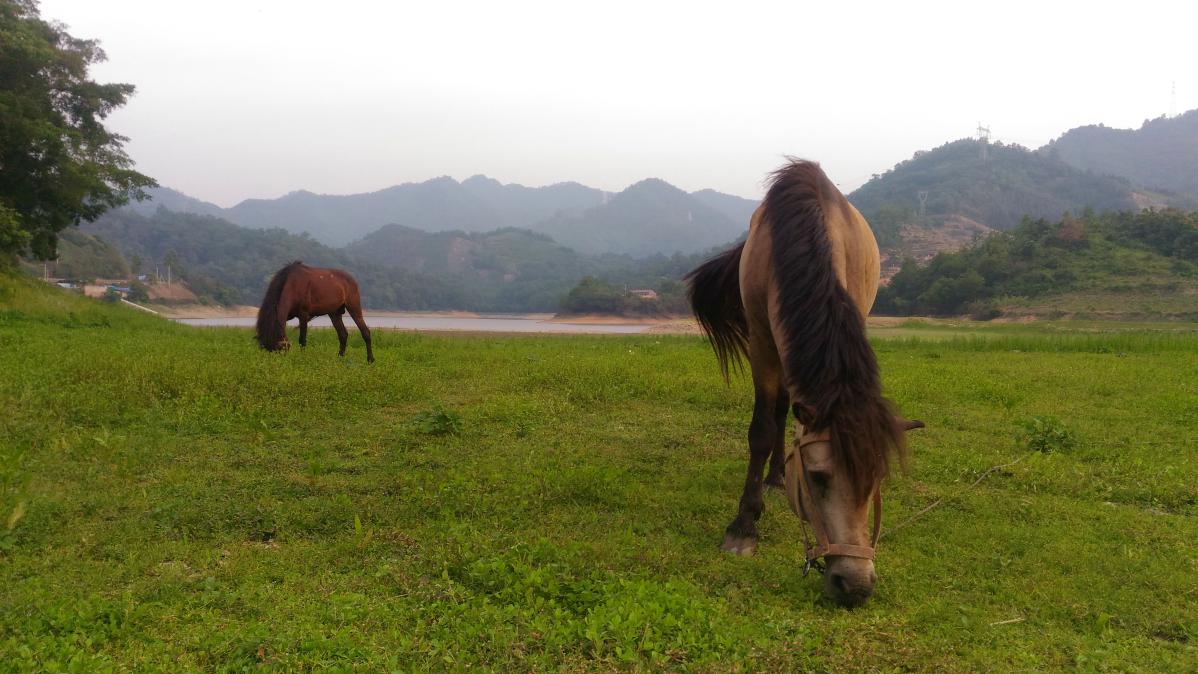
[2,274,1196,671]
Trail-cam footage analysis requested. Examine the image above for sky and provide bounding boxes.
[38,0,1198,207]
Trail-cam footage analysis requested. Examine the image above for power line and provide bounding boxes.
[976,123,991,160]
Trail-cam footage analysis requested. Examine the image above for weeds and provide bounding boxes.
[1018,415,1077,453]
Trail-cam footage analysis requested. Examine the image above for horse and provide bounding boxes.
[255,261,374,363]
[686,159,921,607]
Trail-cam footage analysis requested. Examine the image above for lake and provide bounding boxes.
[174,314,653,334]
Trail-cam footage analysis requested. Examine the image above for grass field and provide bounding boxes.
[2,274,1196,671]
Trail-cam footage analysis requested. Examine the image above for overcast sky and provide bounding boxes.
[39,0,1198,207]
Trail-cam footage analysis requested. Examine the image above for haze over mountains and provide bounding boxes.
[70,107,1198,316]
[1044,109,1198,201]
[130,176,758,257]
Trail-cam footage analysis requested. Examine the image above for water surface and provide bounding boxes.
[175,314,652,334]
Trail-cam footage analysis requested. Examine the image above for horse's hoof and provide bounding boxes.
[721,534,758,557]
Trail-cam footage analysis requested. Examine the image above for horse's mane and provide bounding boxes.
[763,159,905,500]
[255,261,304,350]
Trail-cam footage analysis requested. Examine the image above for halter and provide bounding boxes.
[784,429,882,576]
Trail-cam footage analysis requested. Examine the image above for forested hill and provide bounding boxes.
[534,179,747,256]
[1043,109,1198,202]
[84,209,466,309]
[849,138,1138,247]
[79,208,715,312]
[876,209,1198,320]
[132,177,759,256]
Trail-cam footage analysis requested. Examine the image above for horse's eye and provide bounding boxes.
[808,471,830,491]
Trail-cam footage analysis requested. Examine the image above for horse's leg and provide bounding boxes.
[298,317,309,348]
[347,304,374,363]
[763,390,790,489]
[721,366,783,557]
[330,311,349,357]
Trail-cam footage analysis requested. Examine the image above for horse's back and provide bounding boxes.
[740,175,880,321]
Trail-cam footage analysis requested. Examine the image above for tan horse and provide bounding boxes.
[687,160,920,607]
[255,261,374,363]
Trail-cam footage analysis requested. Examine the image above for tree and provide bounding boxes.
[0,0,155,260]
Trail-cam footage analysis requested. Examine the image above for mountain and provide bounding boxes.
[689,188,759,227]
[345,225,599,310]
[125,176,754,256]
[83,209,465,309]
[1043,109,1198,202]
[81,206,717,312]
[125,187,227,219]
[849,138,1141,273]
[534,179,746,256]
[221,176,607,247]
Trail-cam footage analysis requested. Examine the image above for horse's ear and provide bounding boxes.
[897,417,925,432]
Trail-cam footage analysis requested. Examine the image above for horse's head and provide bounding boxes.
[255,333,290,352]
[791,417,924,607]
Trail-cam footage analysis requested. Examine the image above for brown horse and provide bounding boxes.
[687,160,920,607]
[255,261,374,363]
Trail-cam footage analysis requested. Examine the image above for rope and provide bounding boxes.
[880,454,1026,541]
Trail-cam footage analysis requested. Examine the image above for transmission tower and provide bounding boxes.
[976,123,991,160]
[917,190,929,219]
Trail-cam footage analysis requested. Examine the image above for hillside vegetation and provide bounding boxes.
[80,208,713,312]
[84,208,466,309]
[850,139,1137,247]
[877,210,1198,319]
[1045,109,1198,201]
[1,274,1195,670]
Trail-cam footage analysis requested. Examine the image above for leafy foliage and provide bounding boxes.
[559,276,688,316]
[21,228,129,280]
[876,210,1198,317]
[0,0,155,259]
[1017,416,1076,454]
[412,405,463,436]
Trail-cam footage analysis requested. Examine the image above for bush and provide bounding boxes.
[413,405,462,436]
[1017,416,1075,453]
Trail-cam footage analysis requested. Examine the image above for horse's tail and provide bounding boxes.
[685,242,748,382]
[763,159,903,500]
[256,261,302,350]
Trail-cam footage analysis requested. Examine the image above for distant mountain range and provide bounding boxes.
[848,109,1198,270]
[78,106,1197,315]
[1044,109,1198,201]
[130,176,758,257]
[80,207,711,312]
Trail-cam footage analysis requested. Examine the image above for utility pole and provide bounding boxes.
[977,123,991,160]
